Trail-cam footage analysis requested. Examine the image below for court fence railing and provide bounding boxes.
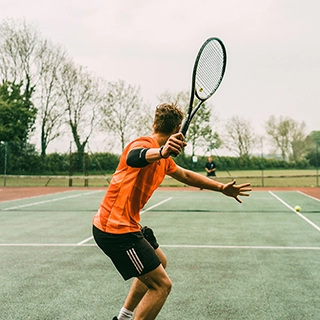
[0,173,319,188]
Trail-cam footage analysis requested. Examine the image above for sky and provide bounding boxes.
[1,0,319,154]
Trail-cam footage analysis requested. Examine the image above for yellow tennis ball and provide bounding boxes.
[295,205,301,212]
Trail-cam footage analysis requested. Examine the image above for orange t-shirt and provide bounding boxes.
[92,136,177,234]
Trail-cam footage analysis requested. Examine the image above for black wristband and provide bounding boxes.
[159,146,166,158]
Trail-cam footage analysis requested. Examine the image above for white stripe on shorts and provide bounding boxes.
[126,248,144,274]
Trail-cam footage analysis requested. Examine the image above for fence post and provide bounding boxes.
[3,141,8,187]
[69,152,73,187]
[260,138,264,187]
[316,140,319,187]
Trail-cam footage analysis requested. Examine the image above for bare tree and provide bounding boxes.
[59,60,104,154]
[158,90,190,107]
[0,18,43,100]
[225,116,256,158]
[0,19,44,142]
[0,18,69,155]
[134,103,154,137]
[36,41,68,155]
[265,115,308,161]
[100,80,145,151]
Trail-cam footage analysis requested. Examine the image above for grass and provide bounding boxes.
[0,169,319,187]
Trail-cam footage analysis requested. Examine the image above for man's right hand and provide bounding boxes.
[162,132,187,158]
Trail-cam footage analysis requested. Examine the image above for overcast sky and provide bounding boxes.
[1,0,319,154]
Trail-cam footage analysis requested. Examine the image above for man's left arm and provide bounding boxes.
[169,166,251,203]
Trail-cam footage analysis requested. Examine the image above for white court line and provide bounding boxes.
[140,197,172,214]
[269,191,320,232]
[1,243,320,250]
[161,244,320,250]
[0,190,74,204]
[76,197,173,245]
[1,190,102,211]
[297,190,320,203]
[77,236,94,246]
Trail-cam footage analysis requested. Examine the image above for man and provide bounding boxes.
[92,103,251,320]
[205,156,217,179]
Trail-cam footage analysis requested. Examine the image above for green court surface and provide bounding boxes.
[1,189,320,319]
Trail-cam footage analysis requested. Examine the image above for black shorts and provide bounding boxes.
[92,225,161,280]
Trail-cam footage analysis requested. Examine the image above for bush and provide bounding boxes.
[88,152,120,174]
[0,142,315,175]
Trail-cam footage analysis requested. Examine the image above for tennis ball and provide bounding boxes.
[295,205,301,212]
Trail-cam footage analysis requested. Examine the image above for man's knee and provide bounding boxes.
[155,276,172,299]
[164,277,172,295]
[139,266,172,296]
[158,272,172,297]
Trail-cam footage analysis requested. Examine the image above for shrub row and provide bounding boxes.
[0,144,316,175]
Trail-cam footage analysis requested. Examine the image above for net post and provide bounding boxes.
[69,152,73,187]
[84,153,89,187]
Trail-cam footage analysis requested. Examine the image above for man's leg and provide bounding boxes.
[134,264,172,320]
[119,248,168,319]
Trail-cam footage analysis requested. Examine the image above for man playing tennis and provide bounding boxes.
[92,103,251,320]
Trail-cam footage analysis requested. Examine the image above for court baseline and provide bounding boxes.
[1,243,320,250]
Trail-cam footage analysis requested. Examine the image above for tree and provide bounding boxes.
[0,18,67,155]
[265,115,308,162]
[0,19,42,116]
[290,121,308,162]
[305,131,320,167]
[265,116,292,160]
[187,104,220,155]
[59,60,104,154]
[134,103,154,137]
[36,41,68,156]
[100,80,146,151]
[225,116,256,158]
[0,81,36,142]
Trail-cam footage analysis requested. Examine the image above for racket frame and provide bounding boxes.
[180,37,227,137]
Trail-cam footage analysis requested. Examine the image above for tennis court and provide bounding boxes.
[1,187,320,319]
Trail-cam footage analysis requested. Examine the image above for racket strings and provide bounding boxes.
[197,48,224,96]
[196,41,225,100]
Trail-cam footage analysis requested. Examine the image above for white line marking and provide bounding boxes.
[0,243,84,247]
[77,236,94,245]
[161,245,320,250]
[0,190,74,204]
[269,191,320,232]
[1,243,320,250]
[77,236,94,246]
[141,197,172,214]
[77,197,173,245]
[1,190,102,211]
[297,190,320,203]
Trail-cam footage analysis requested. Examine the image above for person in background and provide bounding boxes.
[205,156,217,179]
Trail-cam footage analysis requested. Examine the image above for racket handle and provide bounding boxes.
[170,120,189,157]
[180,118,189,137]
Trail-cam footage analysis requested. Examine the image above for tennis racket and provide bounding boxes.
[173,37,227,156]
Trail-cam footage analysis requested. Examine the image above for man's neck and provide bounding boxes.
[150,132,171,147]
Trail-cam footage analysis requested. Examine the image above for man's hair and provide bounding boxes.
[153,103,184,135]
